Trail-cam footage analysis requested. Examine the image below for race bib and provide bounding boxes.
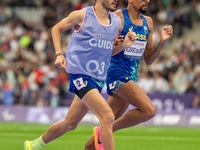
[124,41,147,59]
[109,81,117,90]
[73,78,85,90]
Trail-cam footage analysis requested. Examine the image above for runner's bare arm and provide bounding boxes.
[52,10,84,69]
[114,10,124,35]
[113,10,124,46]
[144,16,173,65]
[52,10,84,54]
[112,31,136,56]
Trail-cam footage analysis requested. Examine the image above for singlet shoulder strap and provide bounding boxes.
[140,14,148,27]
[122,9,129,20]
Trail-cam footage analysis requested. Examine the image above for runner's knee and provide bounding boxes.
[145,104,157,120]
[100,112,115,126]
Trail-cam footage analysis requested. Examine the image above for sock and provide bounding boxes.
[31,136,46,150]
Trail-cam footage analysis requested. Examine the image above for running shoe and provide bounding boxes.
[24,140,33,150]
[93,126,104,150]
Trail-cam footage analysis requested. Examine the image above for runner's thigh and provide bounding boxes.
[65,95,89,124]
[82,89,114,121]
[107,94,129,120]
[115,80,154,111]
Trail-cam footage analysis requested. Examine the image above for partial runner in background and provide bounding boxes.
[84,0,173,149]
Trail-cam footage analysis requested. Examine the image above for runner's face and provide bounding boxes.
[102,0,118,12]
[135,0,150,14]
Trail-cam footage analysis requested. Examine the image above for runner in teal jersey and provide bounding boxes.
[85,0,173,149]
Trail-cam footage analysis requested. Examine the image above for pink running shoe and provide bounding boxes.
[93,126,105,150]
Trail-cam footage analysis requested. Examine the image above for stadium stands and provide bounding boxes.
[0,0,200,108]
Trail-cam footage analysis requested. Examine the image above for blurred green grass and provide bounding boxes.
[0,122,199,150]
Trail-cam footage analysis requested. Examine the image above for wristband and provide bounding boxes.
[56,52,64,57]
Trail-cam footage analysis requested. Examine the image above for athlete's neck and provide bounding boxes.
[94,4,110,19]
[127,5,141,20]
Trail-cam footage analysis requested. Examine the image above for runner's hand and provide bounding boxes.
[124,31,137,47]
[161,25,173,42]
[55,55,66,69]
[114,35,124,46]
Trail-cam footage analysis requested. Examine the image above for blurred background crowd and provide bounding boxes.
[0,0,200,107]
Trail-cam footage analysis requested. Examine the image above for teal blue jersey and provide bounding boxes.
[106,9,150,95]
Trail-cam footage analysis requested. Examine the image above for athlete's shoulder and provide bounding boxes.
[114,9,123,19]
[69,9,85,20]
[142,15,153,32]
[60,9,85,28]
[143,15,153,25]
[111,11,121,24]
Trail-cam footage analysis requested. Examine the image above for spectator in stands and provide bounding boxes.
[192,95,200,108]
[138,71,154,93]
[75,0,90,10]
[43,7,57,28]
[2,81,14,105]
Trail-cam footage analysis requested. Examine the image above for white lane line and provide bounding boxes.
[116,135,200,142]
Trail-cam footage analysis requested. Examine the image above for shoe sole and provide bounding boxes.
[93,127,98,150]
[24,140,28,150]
